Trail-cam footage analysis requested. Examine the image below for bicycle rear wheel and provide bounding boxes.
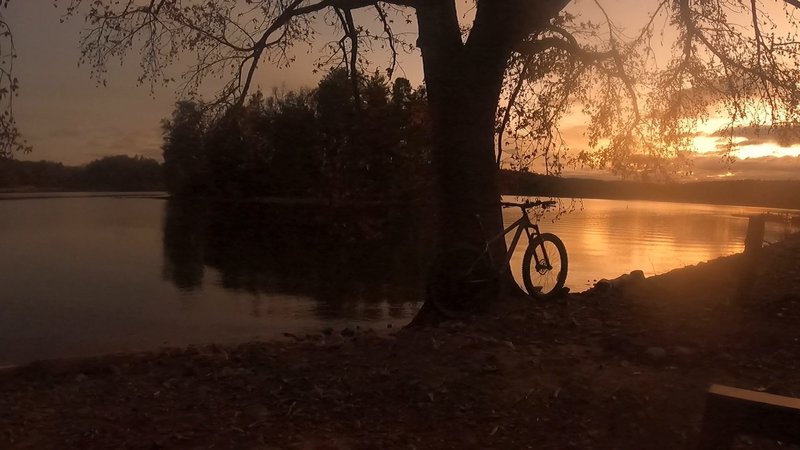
[521,233,568,300]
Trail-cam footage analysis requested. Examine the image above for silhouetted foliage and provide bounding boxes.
[0,1,28,159]
[161,69,431,200]
[162,101,206,195]
[0,155,163,191]
[78,155,163,191]
[263,89,322,196]
[0,159,75,189]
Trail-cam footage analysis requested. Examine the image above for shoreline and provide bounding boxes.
[3,236,799,448]
[4,189,800,212]
[0,230,783,373]
[0,191,169,201]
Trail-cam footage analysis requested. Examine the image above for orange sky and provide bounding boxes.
[6,1,800,181]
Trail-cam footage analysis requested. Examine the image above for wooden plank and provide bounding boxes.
[697,384,800,449]
[709,384,800,411]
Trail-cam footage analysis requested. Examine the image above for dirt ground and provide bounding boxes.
[2,236,800,449]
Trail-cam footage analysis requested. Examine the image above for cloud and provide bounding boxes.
[46,128,83,139]
[564,153,800,181]
[690,154,800,180]
[708,124,800,148]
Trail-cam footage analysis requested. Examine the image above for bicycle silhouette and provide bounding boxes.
[429,200,568,317]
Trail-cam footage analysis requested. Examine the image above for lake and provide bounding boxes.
[0,194,796,366]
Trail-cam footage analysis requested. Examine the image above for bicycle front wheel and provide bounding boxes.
[521,233,568,300]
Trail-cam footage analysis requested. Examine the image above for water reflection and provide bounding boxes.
[161,199,432,320]
[1,195,796,366]
[505,199,799,289]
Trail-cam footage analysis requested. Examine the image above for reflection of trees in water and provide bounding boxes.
[162,201,207,290]
[162,199,433,319]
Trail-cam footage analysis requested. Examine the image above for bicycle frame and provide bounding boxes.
[431,200,566,313]
[480,208,542,273]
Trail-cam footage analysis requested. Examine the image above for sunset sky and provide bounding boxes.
[6,0,800,181]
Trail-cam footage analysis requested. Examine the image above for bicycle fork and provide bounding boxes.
[527,224,553,272]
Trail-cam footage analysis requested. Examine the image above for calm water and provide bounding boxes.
[0,194,796,365]
[506,198,797,290]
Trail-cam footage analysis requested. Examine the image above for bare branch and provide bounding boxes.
[0,7,29,158]
[375,3,398,77]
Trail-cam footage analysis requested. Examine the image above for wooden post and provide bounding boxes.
[744,215,766,256]
[738,215,765,301]
[697,384,800,449]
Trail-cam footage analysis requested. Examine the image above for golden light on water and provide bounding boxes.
[501,198,800,291]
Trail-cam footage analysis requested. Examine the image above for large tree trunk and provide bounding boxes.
[430,71,506,255]
[413,2,518,320]
[411,1,568,321]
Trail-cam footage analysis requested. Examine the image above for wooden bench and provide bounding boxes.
[697,384,800,449]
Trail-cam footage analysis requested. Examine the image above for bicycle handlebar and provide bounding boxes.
[501,200,557,210]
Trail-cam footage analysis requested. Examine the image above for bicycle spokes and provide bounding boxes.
[521,233,568,300]
[535,242,561,289]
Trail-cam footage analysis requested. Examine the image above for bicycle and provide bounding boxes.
[428,200,568,316]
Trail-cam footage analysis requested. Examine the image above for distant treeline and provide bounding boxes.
[161,69,431,200]
[500,170,800,210]
[0,155,164,191]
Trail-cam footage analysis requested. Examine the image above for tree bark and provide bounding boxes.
[413,2,517,319]
[412,1,569,320]
[418,2,515,241]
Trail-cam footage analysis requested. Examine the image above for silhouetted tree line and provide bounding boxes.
[162,69,431,200]
[0,155,163,191]
[501,170,800,210]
